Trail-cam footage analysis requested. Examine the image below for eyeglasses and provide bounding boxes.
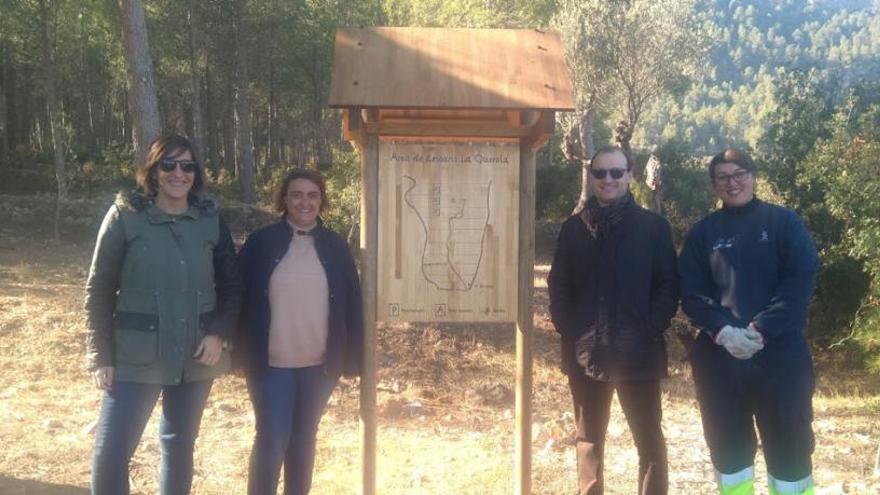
[590,168,628,180]
[159,159,198,173]
[714,169,751,185]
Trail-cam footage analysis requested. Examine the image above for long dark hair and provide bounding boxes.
[136,135,204,197]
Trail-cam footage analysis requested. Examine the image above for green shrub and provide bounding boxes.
[68,141,136,194]
[321,148,361,239]
[0,148,56,194]
[654,140,715,245]
[536,138,580,221]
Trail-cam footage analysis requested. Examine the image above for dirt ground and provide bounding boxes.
[0,195,878,494]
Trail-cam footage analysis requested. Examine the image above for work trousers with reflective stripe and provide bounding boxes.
[690,337,815,491]
[567,374,667,495]
[715,466,815,495]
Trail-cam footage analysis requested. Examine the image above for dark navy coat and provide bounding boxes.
[236,218,363,378]
[679,199,819,347]
[679,199,819,372]
[548,205,679,381]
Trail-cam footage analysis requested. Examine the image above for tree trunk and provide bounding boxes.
[39,0,67,241]
[615,119,638,180]
[187,0,205,162]
[223,77,236,176]
[0,41,10,163]
[204,55,220,176]
[267,67,279,167]
[233,0,256,204]
[266,0,280,168]
[19,66,33,150]
[77,5,97,154]
[2,41,25,159]
[573,105,596,214]
[118,0,160,167]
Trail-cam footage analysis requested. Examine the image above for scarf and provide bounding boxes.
[580,192,635,240]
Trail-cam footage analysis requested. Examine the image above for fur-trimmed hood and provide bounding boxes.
[114,189,220,215]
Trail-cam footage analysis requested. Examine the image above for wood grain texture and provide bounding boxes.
[359,133,379,495]
[329,27,575,111]
[377,141,519,322]
[515,143,536,495]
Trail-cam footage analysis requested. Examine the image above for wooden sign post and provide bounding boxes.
[329,27,574,495]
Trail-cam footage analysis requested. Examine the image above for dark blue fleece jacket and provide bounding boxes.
[679,198,819,343]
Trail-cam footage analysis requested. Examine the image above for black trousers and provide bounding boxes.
[567,374,668,495]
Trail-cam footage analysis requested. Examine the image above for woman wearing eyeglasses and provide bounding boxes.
[85,134,242,495]
[237,169,363,495]
[680,149,818,495]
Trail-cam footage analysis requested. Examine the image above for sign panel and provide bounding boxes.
[378,141,519,322]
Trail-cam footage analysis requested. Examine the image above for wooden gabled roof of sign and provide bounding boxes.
[329,27,575,111]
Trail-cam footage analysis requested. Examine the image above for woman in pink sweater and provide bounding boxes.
[237,169,363,495]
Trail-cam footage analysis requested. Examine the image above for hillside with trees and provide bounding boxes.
[1,0,878,369]
[1,1,880,493]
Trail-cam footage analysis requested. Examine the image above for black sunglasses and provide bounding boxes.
[159,159,198,173]
[590,167,627,180]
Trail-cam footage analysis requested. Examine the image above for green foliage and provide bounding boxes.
[68,142,136,193]
[2,0,880,373]
[0,148,56,194]
[209,169,244,205]
[536,137,580,221]
[0,141,136,195]
[553,0,710,146]
[811,255,871,347]
[638,0,880,151]
[758,69,835,203]
[761,75,880,366]
[382,0,555,28]
[321,148,361,239]
[856,307,880,373]
[654,140,714,244]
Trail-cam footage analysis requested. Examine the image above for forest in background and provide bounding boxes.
[1,0,879,369]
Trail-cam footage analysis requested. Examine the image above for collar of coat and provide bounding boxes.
[115,189,220,224]
[277,215,326,235]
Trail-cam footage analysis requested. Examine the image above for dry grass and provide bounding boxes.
[1,198,879,494]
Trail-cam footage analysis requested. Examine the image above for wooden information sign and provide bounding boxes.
[378,141,519,322]
[329,26,575,495]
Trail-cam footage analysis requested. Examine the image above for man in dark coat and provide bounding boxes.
[548,146,679,495]
[679,148,818,495]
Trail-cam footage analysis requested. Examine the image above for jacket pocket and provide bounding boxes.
[113,312,160,366]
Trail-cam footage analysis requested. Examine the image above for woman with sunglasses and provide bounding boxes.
[237,169,363,495]
[85,134,242,495]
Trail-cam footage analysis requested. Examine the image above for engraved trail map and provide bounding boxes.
[402,175,490,291]
[378,141,519,322]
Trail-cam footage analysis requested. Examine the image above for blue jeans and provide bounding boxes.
[247,366,338,495]
[91,379,213,495]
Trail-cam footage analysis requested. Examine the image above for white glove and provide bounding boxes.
[715,325,764,359]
